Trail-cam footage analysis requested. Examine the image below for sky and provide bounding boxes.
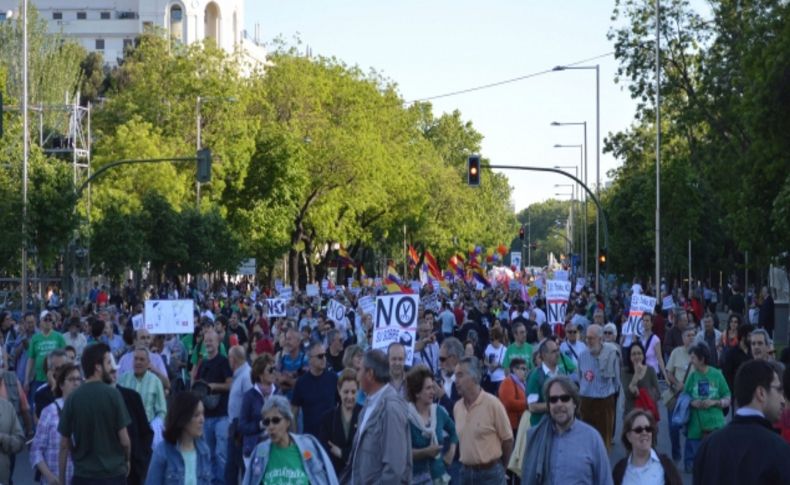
[245,1,641,212]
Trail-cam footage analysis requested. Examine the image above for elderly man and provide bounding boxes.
[117,329,170,392]
[694,314,723,365]
[118,347,167,446]
[226,345,252,485]
[388,342,407,397]
[453,356,513,484]
[344,349,410,484]
[560,321,587,367]
[575,324,620,451]
[437,337,464,416]
[522,375,613,485]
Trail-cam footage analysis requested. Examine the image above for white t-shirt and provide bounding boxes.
[483,344,506,382]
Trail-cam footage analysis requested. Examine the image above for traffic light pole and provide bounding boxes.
[486,164,609,293]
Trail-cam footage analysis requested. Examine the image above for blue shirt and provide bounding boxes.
[292,370,337,438]
[549,419,613,485]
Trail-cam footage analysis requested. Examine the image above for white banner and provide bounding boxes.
[510,252,522,268]
[575,277,586,293]
[132,314,144,330]
[623,294,657,340]
[264,299,287,317]
[662,295,674,310]
[144,300,195,335]
[421,293,440,312]
[237,258,256,276]
[373,294,419,365]
[278,286,293,300]
[327,299,347,325]
[546,280,572,325]
[358,296,376,316]
[306,284,319,297]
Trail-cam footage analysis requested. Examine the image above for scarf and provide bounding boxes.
[521,416,554,485]
[406,402,438,445]
[510,373,526,394]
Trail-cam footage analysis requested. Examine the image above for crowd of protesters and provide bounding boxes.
[0,272,786,485]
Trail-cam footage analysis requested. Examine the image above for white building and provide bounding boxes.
[0,0,267,66]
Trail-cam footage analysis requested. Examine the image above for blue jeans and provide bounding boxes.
[460,462,506,485]
[204,416,229,485]
[669,420,682,460]
[684,437,702,471]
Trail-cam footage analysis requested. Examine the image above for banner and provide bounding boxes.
[510,252,522,268]
[132,314,144,330]
[358,296,376,316]
[623,294,657,341]
[144,300,195,334]
[278,286,293,300]
[264,299,287,317]
[373,294,419,365]
[275,279,283,291]
[546,280,572,326]
[306,284,319,297]
[575,277,586,293]
[327,299,347,325]
[662,295,674,310]
[421,293,440,313]
[237,258,256,276]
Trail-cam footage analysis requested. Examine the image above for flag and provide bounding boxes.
[471,266,490,287]
[408,245,419,271]
[423,250,443,281]
[336,247,355,269]
[386,264,404,286]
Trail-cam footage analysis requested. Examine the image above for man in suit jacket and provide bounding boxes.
[343,349,411,485]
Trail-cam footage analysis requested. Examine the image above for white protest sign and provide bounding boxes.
[421,293,440,312]
[431,280,441,293]
[575,277,586,293]
[373,294,419,365]
[132,314,144,330]
[546,280,572,325]
[144,300,194,334]
[275,279,283,291]
[237,258,256,276]
[623,294,657,341]
[264,299,287,317]
[410,281,422,294]
[358,296,376,316]
[554,270,569,281]
[662,295,674,310]
[509,280,520,291]
[511,252,522,268]
[306,284,319,297]
[278,286,293,300]
[328,299,347,325]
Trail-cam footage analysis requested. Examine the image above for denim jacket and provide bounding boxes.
[242,433,339,485]
[144,437,212,485]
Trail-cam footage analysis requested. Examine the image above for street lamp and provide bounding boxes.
[552,64,601,292]
[196,95,237,206]
[554,152,582,273]
[21,1,29,311]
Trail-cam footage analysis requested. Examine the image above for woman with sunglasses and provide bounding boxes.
[239,354,277,468]
[145,391,212,485]
[243,395,338,485]
[612,409,682,485]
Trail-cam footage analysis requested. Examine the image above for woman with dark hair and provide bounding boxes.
[612,409,682,485]
[621,341,661,417]
[239,354,277,467]
[144,391,212,485]
[498,357,528,433]
[721,314,742,351]
[30,363,81,485]
[682,342,730,473]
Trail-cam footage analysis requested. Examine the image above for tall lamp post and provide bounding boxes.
[554,188,575,261]
[554,147,583,272]
[21,1,29,311]
[551,121,588,276]
[552,64,600,293]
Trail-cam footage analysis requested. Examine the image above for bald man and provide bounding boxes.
[117,329,170,391]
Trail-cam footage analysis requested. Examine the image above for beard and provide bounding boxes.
[101,367,114,384]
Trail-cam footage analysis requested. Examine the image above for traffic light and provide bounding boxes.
[467,154,480,186]
[599,248,607,268]
[196,148,212,183]
[519,226,525,240]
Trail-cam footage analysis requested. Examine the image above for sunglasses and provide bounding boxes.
[631,426,653,434]
[262,417,283,426]
[604,331,614,335]
[548,394,572,404]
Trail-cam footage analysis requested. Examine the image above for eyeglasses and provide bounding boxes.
[548,394,572,404]
[566,330,578,334]
[312,353,326,360]
[262,416,283,426]
[439,356,448,362]
[604,331,614,335]
[630,426,653,434]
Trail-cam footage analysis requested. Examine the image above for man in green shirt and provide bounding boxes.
[58,343,131,484]
[503,321,533,373]
[526,339,567,426]
[25,310,66,394]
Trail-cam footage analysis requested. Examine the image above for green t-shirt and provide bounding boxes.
[526,367,548,426]
[503,342,534,371]
[684,366,730,439]
[180,335,227,366]
[29,331,66,381]
[263,443,309,485]
[58,381,131,478]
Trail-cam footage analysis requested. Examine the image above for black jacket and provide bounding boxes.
[117,385,154,485]
[613,452,682,485]
[318,404,362,475]
[693,414,790,485]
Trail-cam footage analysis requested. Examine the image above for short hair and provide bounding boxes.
[621,409,657,451]
[542,375,580,412]
[405,364,434,403]
[81,343,110,379]
[509,357,526,372]
[689,342,711,364]
[490,327,504,342]
[337,368,358,390]
[261,395,294,422]
[307,340,324,356]
[342,345,363,369]
[734,360,778,408]
[603,322,617,336]
[387,342,405,356]
[89,318,105,339]
[625,341,646,374]
[441,337,464,360]
[251,354,275,383]
[537,338,556,357]
[459,356,482,384]
[54,363,81,398]
[163,391,203,444]
[44,348,68,375]
[539,323,552,338]
[751,328,772,346]
[67,316,81,328]
[326,329,340,345]
[586,324,604,338]
[512,321,525,333]
[228,345,246,364]
[362,349,390,384]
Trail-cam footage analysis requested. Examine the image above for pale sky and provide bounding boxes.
[246,1,641,211]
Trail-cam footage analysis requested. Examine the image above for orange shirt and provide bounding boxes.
[454,389,513,465]
[498,376,527,430]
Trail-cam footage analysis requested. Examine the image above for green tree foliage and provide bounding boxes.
[516,199,573,267]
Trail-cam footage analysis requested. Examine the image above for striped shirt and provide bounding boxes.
[576,348,619,398]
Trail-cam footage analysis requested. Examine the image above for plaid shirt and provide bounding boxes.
[30,399,73,485]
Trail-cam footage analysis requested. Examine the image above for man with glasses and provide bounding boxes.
[560,321,587,368]
[437,337,464,416]
[25,310,66,399]
[291,341,337,437]
[522,375,612,485]
[413,319,440,377]
[693,360,790,484]
[527,339,566,426]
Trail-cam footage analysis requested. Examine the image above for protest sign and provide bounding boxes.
[358,296,376,316]
[275,279,283,291]
[306,284,319,297]
[546,280,572,326]
[410,281,422,294]
[373,294,419,365]
[662,295,674,310]
[554,270,569,281]
[421,293,440,312]
[132,314,144,330]
[575,277,586,293]
[278,286,293,300]
[328,299,347,325]
[510,252,522,268]
[144,300,194,334]
[264,299,287,317]
[237,258,256,276]
[623,294,657,342]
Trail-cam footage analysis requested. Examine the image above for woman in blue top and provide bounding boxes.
[145,391,212,485]
[406,365,458,485]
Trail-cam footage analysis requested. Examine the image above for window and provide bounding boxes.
[100,12,111,20]
[77,12,87,20]
[95,39,105,50]
[0,13,6,21]
[52,12,63,20]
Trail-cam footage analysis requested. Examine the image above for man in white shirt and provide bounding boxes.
[560,321,588,367]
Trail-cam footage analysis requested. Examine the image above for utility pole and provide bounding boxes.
[21,0,29,312]
[527,212,532,268]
